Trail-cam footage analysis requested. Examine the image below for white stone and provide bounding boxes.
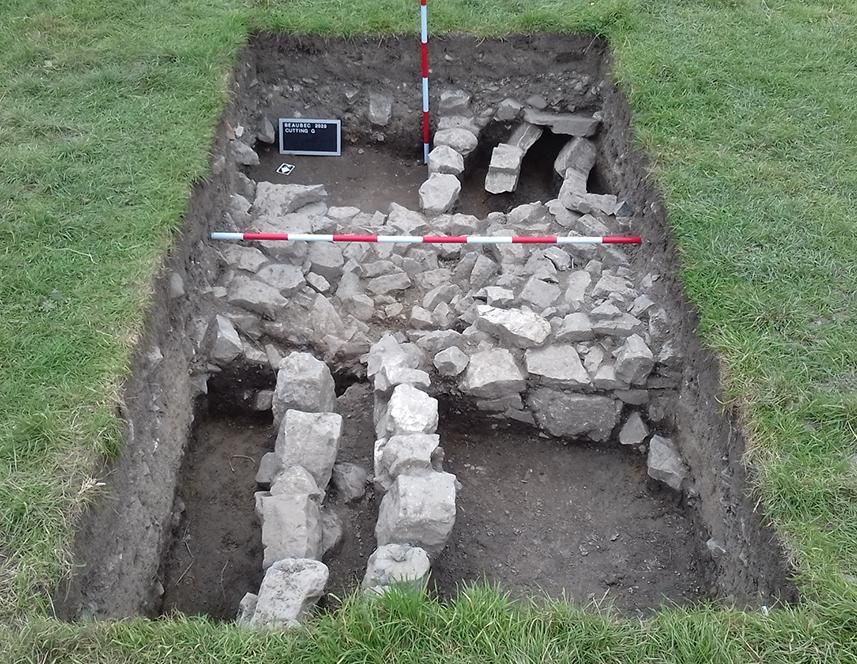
[483,286,515,307]
[419,173,461,215]
[220,245,268,273]
[231,140,259,166]
[367,271,412,295]
[275,410,342,490]
[205,315,243,365]
[428,145,465,176]
[439,88,471,114]
[619,412,649,445]
[485,144,524,194]
[308,243,344,283]
[374,433,440,491]
[375,472,457,556]
[254,182,327,217]
[270,465,321,500]
[555,313,594,342]
[647,435,687,491]
[255,452,282,485]
[243,558,328,629]
[387,203,429,235]
[525,345,591,388]
[363,544,431,593]
[495,98,523,122]
[475,305,551,348]
[460,348,526,399]
[469,254,499,289]
[522,109,599,136]
[508,122,543,153]
[256,263,305,294]
[554,137,597,178]
[255,492,322,567]
[272,352,336,427]
[433,128,478,156]
[369,92,393,125]
[518,277,561,311]
[433,347,469,377]
[380,385,438,436]
[527,389,619,442]
[227,275,287,319]
[614,334,654,385]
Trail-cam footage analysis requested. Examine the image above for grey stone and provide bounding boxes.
[374,366,431,395]
[272,352,336,426]
[367,271,412,295]
[231,140,259,166]
[255,492,322,567]
[590,302,644,337]
[555,313,594,342]
[593,362,626,390]
[482,286,515,307]
[518,277,561,311]
[525,345,590,388]
[412,329,465,355]
[469,254,499,289]
[340,292,375,322]
[475,305,551,348]
[305,272,330,293]
[485,144,524,194]
[508,122,543,154]
[527,389,619,442]
[630,294,656,318]
[379,385,438,437]
[244,558,328,629]
[526,94,548,109]
[256,263,305,294]
[227,275,287,319]
[254,182,327,217]
[367,334,424,381]
[331,462,368,503]
[706,538,727,559]
[368,92,393,126]
[433,128,478,156]
[522,109,599,136]
[419,173,461,215]
[205,315,243,365]
[554,137,597,179]
[495,98,523,122]
[327,206,361,223]
[275,410,342,490]
[308,243,344,282]
[257,117,276,144]
[592,273,637,301]
[543,246,572,272]
[375,472,457,556]
[437,115,481,133]
[647,435,687,491]
[363,544,431,593]
[427,145,465,176]
[168,272,185,298]
[237,592,258,624]
[439,88,471,115]
[460,348,526,399]
[433,347,469,377]
[476,394,523,412]
[559,188,620,216]
[423,283,461,310]
[320,509,343,557]
[619,412,649,445]
[614,334,654,385]
[414,268,453,291]
[270,465,322,500]
[220,244,268,273]
[256,452,282,486]
[615,389,649,405]
[374,433,440,491]
[387,203,429,235]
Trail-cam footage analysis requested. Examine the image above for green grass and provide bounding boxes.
[2,0,857,659]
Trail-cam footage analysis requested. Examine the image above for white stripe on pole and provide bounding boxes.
[378,235,423,243]
[557,236,601,244]
[288,233,333,242]
[422,78,429,112]
[467,236,513,244]
[420,5,428,41]
[210,232,244,240]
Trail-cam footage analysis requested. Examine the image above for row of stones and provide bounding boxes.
[237,351,444,630]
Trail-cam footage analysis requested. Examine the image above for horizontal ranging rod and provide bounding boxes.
[210,232,641,245]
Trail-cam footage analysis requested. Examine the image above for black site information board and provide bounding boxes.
[278,118,341,156]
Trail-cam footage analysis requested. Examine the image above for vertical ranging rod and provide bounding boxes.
[420,0,430,163]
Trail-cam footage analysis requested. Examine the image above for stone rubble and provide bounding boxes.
[239,558,328,629]
[198,84,696,627]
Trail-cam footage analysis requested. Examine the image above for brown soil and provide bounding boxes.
[434,410,705,614]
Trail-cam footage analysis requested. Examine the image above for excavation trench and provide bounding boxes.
[56,33,796,623]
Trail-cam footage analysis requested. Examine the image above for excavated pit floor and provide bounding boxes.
[162,383,705,619]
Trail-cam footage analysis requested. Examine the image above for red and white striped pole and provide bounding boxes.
[420,0,430,163]
[210,232,641,245]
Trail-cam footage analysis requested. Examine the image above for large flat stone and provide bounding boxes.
[254,182,327,217]
[475,305,551,348]
[460,348,526,399]
[433,128,478,156]
[554,137,597,179]
[227,275,287,319]
[485,144,524,194]
[525,345,591,388]
[522,109,599,137]
[375,472,457,556]
[527,389,620,441]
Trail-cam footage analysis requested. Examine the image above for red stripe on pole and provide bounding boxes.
[603,236,642,244]
[332,234,379,243]
[244,232,289,241]
[421,44,429,76]
[422,235,466,243]
[422,111,430,143]
[512,236,557,244]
